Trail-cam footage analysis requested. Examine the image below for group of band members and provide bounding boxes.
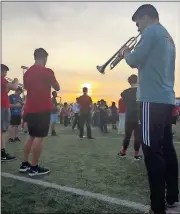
[1,48,60,176]
[1,3,180,214]
[49,91,73,136]
[53,96,122,136]
[1,66,126,145]
[1,47,95,176]
[50,87,95,139]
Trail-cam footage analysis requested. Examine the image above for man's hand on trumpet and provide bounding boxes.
[119,46,132,58]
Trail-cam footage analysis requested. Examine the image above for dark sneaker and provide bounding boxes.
[88,137,95,140]
[1,153,16,161]
[14,137,21,142]
[19,162,31,172]
[166,200,179,208]
[117,151,126,157]
[134,155,143,160]
[8,138,15,143]
[28,165,50,177]
[79,136,84,140]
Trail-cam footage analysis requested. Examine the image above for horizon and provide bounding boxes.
[2,1,180,103]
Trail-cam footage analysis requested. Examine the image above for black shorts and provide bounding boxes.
[10,115,21,126]
[172,116,177,125]
[26,111,51,137]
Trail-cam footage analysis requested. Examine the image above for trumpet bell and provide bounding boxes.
[96,65,105,74]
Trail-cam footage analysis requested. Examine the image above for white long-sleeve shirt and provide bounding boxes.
[72,103,80,113]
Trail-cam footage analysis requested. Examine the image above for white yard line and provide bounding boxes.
[2,173,180,214]
[2,172,148,212]
[2,172,179,213]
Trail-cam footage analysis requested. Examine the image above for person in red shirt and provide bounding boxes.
[78,87,94,139]
[19,48,60,177]
[1,64,19,161]
[118,97,125,135]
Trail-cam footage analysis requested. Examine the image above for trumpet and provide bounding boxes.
[6,77,24,89]
[96,33,141,74]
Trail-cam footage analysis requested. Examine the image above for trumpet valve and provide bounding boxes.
[110,55,123,70]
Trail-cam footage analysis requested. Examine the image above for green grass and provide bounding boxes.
[2,123,180,213]
[174,122,180,140]
[2,178,139,214]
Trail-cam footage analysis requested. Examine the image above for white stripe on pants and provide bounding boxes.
[118,113,125,134]
[142,102,150,147]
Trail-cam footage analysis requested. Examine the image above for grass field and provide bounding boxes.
[1,122,180,213]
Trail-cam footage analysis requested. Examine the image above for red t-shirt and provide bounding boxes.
[1,77,10,108]
[24,65,58,113]
[118,98,125,113]
[78,94,92,111]
[172,106,179,117]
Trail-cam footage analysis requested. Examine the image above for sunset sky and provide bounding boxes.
[2,0,180,103]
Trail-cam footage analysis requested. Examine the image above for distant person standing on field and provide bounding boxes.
[78,87,94,140]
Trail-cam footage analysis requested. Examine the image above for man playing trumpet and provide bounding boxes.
[120,4,178,214]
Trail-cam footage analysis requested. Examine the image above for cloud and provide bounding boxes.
[2,1,180,100]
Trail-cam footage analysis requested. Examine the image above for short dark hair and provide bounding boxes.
[34,48,48,60]
[132,4,159,21]
[1,64,9,72]
[128,74,138,85]
[83,87,88,93]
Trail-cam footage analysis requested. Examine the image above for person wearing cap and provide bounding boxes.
[1,64,19,161]
[19,48,60,177]
[122,4,179,214]
[8,87,24,142]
